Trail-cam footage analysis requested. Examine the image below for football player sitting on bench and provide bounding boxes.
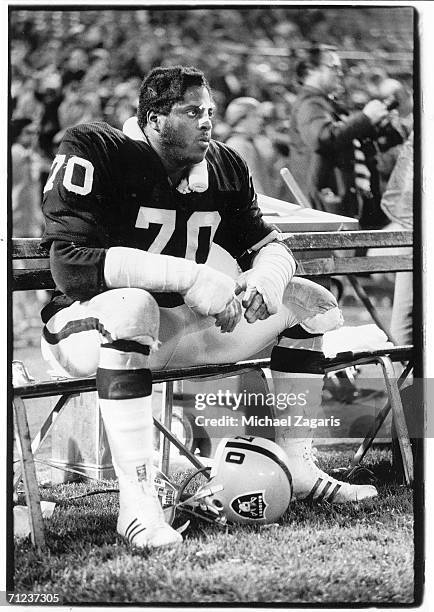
[40,65,377,550]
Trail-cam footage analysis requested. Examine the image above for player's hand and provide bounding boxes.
[184,264,236,317]
[214,296,242,333]
[235,280,270,324]
[362,99,389,125]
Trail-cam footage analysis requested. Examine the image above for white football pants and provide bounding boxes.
[41,276,342,378]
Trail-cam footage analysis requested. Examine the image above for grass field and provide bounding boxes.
[13,446,418,606]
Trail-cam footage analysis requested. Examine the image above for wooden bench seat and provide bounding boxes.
[12,230,413,290]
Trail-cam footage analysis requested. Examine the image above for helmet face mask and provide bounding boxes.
[192,436,293,525]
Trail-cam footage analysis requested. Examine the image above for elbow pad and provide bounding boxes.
[239,242,296,315]
[104,247,235,317]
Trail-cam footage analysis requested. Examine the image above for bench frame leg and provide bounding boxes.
[350,361,414,470]
[377,356,414,485]
[161,381,174,475]
[326,354,414,485]
[13,393,74,490]
[13,396,46,549]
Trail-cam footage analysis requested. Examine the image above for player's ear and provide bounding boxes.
[147,110,162,132]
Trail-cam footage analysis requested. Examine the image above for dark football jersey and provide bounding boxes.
[41,121,277,319]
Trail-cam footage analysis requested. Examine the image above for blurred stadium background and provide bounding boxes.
[10,6,414,164]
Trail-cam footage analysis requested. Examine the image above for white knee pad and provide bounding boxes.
[95,288,160,347]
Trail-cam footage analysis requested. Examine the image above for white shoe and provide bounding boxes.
[117,477,182,549]
[288,446,378,503]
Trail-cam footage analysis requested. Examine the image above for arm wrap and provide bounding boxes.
[104,247,235,316]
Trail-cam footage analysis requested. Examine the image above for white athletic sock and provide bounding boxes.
[97,342,154,478]
[99,395,154,477]
[96,342,182,546]
[270,333,325,455]
[270,371,323,457]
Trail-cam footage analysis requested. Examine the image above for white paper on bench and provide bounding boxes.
[323,324,393,358]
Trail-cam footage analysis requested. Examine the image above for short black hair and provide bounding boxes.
[137,65,211,130]
[295,45,338,84]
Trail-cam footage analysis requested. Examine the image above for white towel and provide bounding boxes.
[122,116,146,142]
[177,177,190,194]
[176,159,208,194]
[187,159,208,192]
[323,324,393,358]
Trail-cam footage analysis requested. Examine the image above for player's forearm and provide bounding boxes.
[104,246,235,316]
[252,241,296,282]
[104,246,200,294]
[249,242,296,314]
[50,241,236,316]
[51,240,202,298]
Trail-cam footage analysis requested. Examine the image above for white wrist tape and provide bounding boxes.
[244,242,296,314]
[104,247,235,316]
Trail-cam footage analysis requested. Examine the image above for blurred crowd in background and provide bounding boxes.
[10,7,414,231]
[10,7,415,342]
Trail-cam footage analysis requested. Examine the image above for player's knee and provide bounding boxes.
[283,278,343,334]
[99,288,160,345]
[300,305,343,335]
[283,277,338,311]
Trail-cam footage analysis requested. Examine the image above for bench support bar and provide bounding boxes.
[13,397,46,549]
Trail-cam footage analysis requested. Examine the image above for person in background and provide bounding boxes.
[380,131,413,346]
[61,47,89,88]
[11,118,44,238]
[55,82,103,144]
[376,77,413,195]
[224,97,278,197]
[288,45,406,229]
[11,117,46,340]
[34,73,64,195]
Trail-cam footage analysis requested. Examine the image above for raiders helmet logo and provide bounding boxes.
[230,491,267,520]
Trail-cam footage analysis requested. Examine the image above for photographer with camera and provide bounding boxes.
[288,45,407,229]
